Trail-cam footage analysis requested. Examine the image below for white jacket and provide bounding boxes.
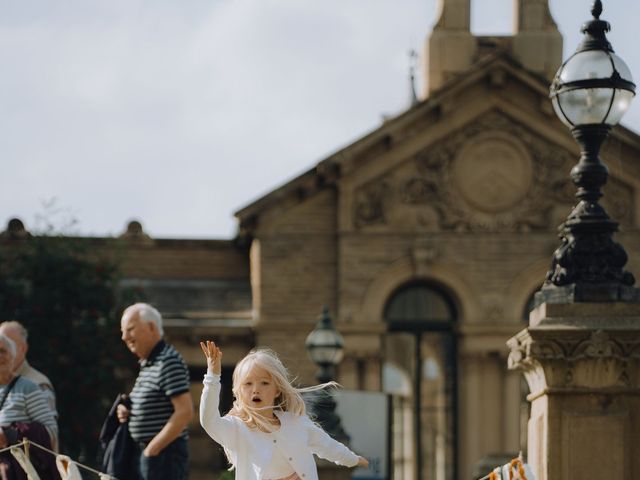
[200,373,359,480]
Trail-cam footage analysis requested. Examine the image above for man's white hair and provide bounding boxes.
[123,303,164,336]
[0,334,17,362]
[0,321,28,342]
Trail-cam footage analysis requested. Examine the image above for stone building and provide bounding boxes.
[4,0,640,479]
[229,1,640,478]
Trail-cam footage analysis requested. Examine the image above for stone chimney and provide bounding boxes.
[423,0,562,95]
[0,218,30,239]
[512,0,563,81]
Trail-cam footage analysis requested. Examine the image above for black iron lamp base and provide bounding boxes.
[541,123,636,300]
[535,282,640,306]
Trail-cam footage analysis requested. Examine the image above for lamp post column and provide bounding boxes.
[305,306,352,480]
[305,306,350,444]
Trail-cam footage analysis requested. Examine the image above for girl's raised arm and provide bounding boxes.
[200,340,222,375]
[199,340,238,452]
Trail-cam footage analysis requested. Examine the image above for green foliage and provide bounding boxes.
[218,470,235,480]
[0,233,135,463]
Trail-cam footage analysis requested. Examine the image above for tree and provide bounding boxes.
[0,229,135,463]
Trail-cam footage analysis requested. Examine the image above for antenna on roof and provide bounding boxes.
[408,49,419,107]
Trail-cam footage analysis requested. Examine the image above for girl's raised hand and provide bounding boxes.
[200,340,222,375]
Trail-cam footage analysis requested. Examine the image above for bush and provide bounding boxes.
[218,470,235,480]
[0,232,134,463]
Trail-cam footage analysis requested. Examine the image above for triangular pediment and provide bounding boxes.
[235,52,640,236]
[346,109,637,234]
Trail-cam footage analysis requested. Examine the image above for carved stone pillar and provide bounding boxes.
[507,302,640,480]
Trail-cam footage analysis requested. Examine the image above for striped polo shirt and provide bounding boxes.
[129,340,190,442]
[0,376,58,441]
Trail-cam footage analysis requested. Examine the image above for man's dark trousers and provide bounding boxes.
[134,437,188,480]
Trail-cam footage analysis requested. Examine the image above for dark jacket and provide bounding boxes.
[99,394,135,480]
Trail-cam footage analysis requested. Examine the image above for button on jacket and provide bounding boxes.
[200,373,359,480]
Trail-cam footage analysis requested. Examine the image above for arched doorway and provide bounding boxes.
[383,281,457,480]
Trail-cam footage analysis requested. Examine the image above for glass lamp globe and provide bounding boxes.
[550,1,635,129]
[551,49,635,128]
[305,307,344,366]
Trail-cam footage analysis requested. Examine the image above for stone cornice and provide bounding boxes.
[508,325,640,398]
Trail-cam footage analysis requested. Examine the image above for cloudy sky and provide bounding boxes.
[1,0,639,239]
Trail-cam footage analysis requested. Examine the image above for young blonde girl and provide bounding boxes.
[199,341,368,480]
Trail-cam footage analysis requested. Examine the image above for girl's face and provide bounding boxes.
[239,364,280,412]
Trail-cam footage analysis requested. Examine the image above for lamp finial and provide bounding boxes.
[591,0,602,20]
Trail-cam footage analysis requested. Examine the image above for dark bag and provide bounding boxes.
[99,394,135,479]
[0,421,61,480]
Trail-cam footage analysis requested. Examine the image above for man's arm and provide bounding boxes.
[143,391,193,457]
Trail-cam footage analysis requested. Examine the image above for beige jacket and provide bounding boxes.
[17,360,56,411]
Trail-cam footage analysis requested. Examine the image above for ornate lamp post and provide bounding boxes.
[509,4,640,478]
[305,306,349,442]
[539,0,637,303]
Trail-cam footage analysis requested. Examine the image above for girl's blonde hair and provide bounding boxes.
[228,348,335,432]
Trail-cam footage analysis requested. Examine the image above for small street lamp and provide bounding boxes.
[540,0,637,302]
[305,305,349,442]
[305,305,345,383]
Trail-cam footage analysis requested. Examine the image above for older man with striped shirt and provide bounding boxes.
[0,334,57,450]
[118,303,193,480]
[0,322,58,431]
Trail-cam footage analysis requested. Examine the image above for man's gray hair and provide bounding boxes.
[123,303,164,336]
[0,334,17,362]
[0,321,28,342]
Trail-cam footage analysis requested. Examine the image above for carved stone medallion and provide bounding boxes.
[452,132,533,214]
